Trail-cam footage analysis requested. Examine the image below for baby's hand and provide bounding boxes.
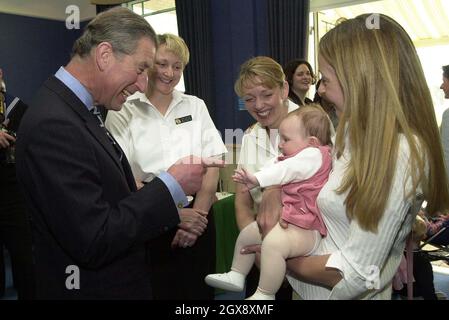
[232,168,259,191]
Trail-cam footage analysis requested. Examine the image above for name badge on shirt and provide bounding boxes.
[175,115,192,125]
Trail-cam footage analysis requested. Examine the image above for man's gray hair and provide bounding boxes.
[72,7,158,58]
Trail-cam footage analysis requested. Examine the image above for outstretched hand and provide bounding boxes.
[168,155,225,196]
[232,168,259,192]
[174,155,225,168]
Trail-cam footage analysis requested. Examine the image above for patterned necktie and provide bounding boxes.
[91,105,123,161]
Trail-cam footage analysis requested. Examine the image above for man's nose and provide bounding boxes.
[135,73,148,92]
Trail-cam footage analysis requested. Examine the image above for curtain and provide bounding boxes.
[267,0,310,67]
[175,0,215,118]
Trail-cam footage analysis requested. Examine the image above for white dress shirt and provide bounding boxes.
[105,90,227,182]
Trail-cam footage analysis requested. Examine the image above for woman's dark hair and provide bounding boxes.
[283,59,316,87]
[283,59,316,105]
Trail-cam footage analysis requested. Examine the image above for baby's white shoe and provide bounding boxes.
[204,271,245,292]
[246,288,275,300]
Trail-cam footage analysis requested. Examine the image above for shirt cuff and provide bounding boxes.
[325,250,345,279]
[158,171,189,210]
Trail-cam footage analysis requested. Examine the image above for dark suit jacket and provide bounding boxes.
[16,76,180,299]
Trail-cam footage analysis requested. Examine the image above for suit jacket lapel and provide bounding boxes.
[44,77,135,190]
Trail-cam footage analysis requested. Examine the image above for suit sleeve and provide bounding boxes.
[18,118,180,269]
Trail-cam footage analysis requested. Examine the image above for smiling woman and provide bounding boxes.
[283,59,316,106]
[232,56,299,299]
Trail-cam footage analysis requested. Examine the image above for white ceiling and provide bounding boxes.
[0,0,97,21]
[314,0,449,46]
[2,0,449,46]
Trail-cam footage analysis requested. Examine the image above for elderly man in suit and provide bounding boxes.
[16,7,222,300]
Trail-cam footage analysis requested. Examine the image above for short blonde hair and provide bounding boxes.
[234,56,286,97]
[157,33,190,67]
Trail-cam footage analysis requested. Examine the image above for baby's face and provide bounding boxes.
[278,117,309,156]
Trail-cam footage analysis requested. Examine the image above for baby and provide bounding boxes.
[205,105,333,300]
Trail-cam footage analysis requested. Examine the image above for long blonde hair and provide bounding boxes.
[320,14,449,231]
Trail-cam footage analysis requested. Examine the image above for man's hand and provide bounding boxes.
[0,130,15,149]
[232,168,259,191]
[171,229,198,249]
[178,208,208,236]
[167,155,225,195]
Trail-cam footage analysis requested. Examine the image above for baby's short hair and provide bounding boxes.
[288,103,333,146]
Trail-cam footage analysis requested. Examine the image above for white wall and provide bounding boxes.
[0,0,96,21]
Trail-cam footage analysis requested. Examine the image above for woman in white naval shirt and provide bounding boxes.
[105,33,226,299]
[233,56,299,299]
[281,14,449,299]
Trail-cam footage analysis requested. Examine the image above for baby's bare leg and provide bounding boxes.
[258,223,320,295]
[231,221,262,275]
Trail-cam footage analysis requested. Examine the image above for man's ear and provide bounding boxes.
[308,136,320,147]
[95,42,114,71]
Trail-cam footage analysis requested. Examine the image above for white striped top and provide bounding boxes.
[288,134,424,299]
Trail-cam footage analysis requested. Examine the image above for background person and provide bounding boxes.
[0,84,34,300]
[439,65,449,182]
[283,59,316,106]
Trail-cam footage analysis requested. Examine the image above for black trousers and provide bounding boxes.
[147,206,216,300]
[394,251,437,300]
[0,165,35,300]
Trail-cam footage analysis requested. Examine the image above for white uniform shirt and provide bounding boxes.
[288,134,425,299]
[237,101,299,206]
[105,90,227,182]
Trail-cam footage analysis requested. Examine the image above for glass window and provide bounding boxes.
[308,0,449,124]
[126,0,185,92]
[132,2,143,15]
